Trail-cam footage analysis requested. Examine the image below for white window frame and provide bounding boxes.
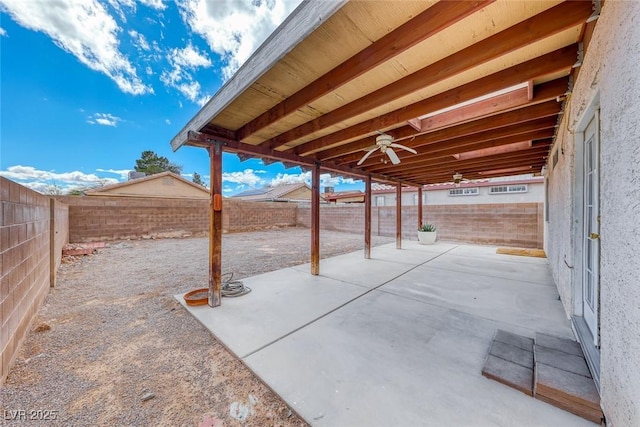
[448,187,479,196]
[489,184,528,194]
[375,196,385,206]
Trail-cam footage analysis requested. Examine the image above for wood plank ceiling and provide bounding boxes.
[174,0,596,186]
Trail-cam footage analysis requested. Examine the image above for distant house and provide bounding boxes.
[85,171,210,199]
[323,190,365,204]
[231,183,315,202]
[371,174,544,206]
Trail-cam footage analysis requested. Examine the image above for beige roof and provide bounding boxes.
[231,182,312,201]
[86,171,210,199]
[172,1,596,186]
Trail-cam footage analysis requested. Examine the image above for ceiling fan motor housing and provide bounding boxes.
[376,134,394,145]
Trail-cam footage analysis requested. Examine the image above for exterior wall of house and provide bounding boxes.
[0,178,68,384]
[297,203,543,248]
[373,181,543,206]
[546,2,640,425]
[282,186,312,200]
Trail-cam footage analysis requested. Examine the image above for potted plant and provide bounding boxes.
[418,223,437,244]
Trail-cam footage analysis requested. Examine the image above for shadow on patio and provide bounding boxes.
[178,242,596,426]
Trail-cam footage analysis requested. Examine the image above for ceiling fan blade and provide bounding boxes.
[390,143,417,154]
[361,145,378,151]
[386,147,400,164]
[357,147,379,165]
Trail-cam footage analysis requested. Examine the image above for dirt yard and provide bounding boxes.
[1,228,393,426]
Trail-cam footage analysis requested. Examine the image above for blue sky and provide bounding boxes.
[0,0,363,195]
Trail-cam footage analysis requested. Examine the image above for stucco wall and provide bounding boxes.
[546,2,640,425]
[373,182,544,206]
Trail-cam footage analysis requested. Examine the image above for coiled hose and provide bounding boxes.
[221,272,251,297]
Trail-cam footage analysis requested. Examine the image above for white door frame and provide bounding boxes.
[571,93,601,387]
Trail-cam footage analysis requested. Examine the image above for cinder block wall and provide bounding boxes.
[1,178,68,384]
[224,199,297,233]
[59,196,211,242]
[60,196,299,242]
[297,203,543,248]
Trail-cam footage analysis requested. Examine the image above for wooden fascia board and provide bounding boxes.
[237,0,493,141]
[185,130,420,187]
[265,1,591,151]
[169,0,347,152]
[295,44,577,157]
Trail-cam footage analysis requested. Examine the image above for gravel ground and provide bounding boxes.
[1,228,394,427]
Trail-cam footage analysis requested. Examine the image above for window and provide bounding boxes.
[448,187,479,196]
[375,196,385,206]
[489,184,528,194]
[412,194,427,205]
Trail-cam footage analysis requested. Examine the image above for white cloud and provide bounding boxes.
[129,29,150,51]
[161,43,212,105]
[139,0,166,10]
[222,169,266,187]
[145,66,153,75]
[106,0,135,22]
[87,113,122,126]
[223,186,233,193]
[178,0,302,80]
[268,171,360,188]
[0,0,151,95]
[96,168,131,180]
[0,165,120,194]
[165,119,171,125]
[269,171,309,187]
[0,27,7,37]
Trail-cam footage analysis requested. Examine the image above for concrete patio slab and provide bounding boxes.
[423,252,556,286]
[291,244,448,289]
[179,243,597,426]
[448,244,550,265]
[381,265,571,338]
[245,291,591,426]
[176,267,367,357]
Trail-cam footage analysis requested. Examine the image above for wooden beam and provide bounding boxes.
[263,1,591,151]
[394,151,550,180]
[236,0,492,141]
[321,77,567,162]
[417,186,423,230]
[311,162,320,275]
[396,183,402,249]
[208,143,223,307]
[185,130,423,188]
[416,86,529,132]
[361,124,556,173]
[364,175,371,259]
[295,43,577,157]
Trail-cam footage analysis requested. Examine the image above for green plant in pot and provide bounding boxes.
[418,223,437,244]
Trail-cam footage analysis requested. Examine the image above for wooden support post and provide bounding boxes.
[396,183,402,249]
[364,175,372,259]
[417,186,423,230]
[311,162,320,275]
[208,142,223,307]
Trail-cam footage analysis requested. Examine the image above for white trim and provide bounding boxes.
[170,1,348,151]
[448,187,479,196]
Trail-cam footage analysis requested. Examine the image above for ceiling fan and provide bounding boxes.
[357,132,417,166]
[452,172,471,187]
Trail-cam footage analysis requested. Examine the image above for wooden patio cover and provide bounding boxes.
[171,0,597,306]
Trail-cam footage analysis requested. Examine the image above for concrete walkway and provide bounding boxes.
[177,242,597,426]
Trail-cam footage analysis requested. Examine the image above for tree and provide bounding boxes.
[192,172,206,187]
[134,150,182,175]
